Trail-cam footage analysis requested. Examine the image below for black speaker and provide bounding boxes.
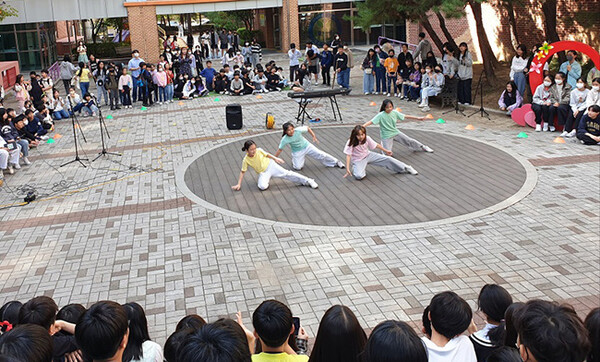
[226,104,243,130]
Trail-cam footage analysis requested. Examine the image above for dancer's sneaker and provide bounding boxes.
[405,165,418,175]
[307,179,319,189]
[421,145,434,153]
[336,161,346,168]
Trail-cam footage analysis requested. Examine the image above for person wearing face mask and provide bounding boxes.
[583,77,600,115]
[548,72,572,132]
[587,66,600,85]
[559,50,582,88]
[418,64,444,112]
[330,34,341,55]
[128,50,145,103]
[532,75,555,132]
[562,78,589,137]
[576,104,600,145]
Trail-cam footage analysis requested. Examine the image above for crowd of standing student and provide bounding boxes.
[0,283,597,362]
[357,33,473,113]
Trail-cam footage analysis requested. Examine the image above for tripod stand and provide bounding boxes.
[443,79,466,116]
[91,94,121,162]
[468,70,490,119]
[61,96,88,168]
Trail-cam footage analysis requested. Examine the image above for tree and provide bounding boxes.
[88,18,105,43]
[498,0,520,45]
[467,0,499,84]
[0,3,18,23]
[434,10,458,51]
[541,0,566,63]
[204,10,254,31]
[105,17,126,42]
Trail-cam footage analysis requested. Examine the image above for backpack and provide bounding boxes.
[265,112,275,129]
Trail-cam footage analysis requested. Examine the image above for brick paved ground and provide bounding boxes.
[0,51,598,344]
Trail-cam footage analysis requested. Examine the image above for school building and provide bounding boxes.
[0,0,408,71]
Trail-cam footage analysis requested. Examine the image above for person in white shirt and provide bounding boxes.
[583,77,600,115]
[421,291,477,362]
[122,303,164,362]
[253,70,269,93]
[0,133,21,180]
[288,43,302,83]
[305,41,320,56]
[510,45,529,98]
[51,89,70,120]
[562,78,590,137]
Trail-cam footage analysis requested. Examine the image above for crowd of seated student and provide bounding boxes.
[0,283,597,362]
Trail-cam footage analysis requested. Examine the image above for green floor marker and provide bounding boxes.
[106,115,113,119]
[214,98,220,102]
[517,131,528,138]
[436,118,446,124]
[46,138,55,144]
[141,106,147,111]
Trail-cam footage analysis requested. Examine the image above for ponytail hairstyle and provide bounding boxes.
[78,62,85,77]
[242,140,256,152]
[379,98,393,112]
[0,301,22,334]
[282,122,294,137]
[477,284,513,346]
[349,125,367,147]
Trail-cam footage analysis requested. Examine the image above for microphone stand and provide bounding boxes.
[467,70,490,119]
[91,94,121,162]
[61,95,88,167]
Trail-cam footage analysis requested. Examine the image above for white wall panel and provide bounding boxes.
[2,0,126,24]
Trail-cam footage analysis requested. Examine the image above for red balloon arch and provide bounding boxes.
[528,41,600,91]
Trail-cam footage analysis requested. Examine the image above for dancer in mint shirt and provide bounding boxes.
[274,122,345,170]
[363,99,435,153]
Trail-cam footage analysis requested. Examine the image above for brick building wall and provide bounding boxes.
[127,5,161,64]
[406,0,599,63]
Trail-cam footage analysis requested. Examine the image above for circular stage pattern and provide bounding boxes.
[178,126,535,230]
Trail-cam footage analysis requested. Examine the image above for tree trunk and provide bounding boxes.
[541,0,566,63]
[504,0,520,45]
[90,19,97,43]
[468,0,499,84]
[419,16,444,54]
[187,13,193,34]
[434,11,458,51]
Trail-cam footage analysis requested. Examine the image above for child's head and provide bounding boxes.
[426,50,435,58]
[506,81,516,93]
[592,77,600,90]
[6,108,16,118]
[459,42,468,53]
[477,284,512,345]
[157,63,163,71]
[224,64,230,72]
[0,301,22,333]
[576,78,585,89]
[588,104,600,118]
[555,71,566,85]
[242,140,257,156]
[75,301,129,361]
[310,305,366,361]
[206,60,212,68]
[68,87,76,96]
[122,302,151,362]
[149,64,155,71]
[41,69,48,77]
[56,304,87,326]
[282,122,295,137]
[18,296,58,331]
[349,125,367,147]
[388,49,395,56]
[503,302,524,348]
[164,328,192,362]
[140,62,147,69]
[176,314,207,331]
[414,62,421,71]
[585,308,600,362]
[84,93,92,101]
[0,324,53,362]
[516,300,590,362]
[380,99,394,113]
[428,291,472,340]
[363,320,427,362]
[177,319,251,362]
[233,72,240,79]
[425,64,432,73]
[405,58,413,68]
[434,64,442,73]
[122,67,128,75]
[252,300,294,348]
[24,109,35,121]
[543,75,553,87]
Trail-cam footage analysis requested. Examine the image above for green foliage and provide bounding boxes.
[205,11,254,31]
[0,3,18,23]
[237,28,262,43]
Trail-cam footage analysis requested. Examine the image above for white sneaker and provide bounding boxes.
[566,129,577,138]
[336,161,346,169]
[560,131,568,137]
[373,92,378,95]
[405,165,418,175]
[549,126,556,132]
[307,179,318,189]
[22,157,31,165]
[364,92,369,95]
[421,145,434,153]
[418,103,426,108]
[40,135,49,141]
[421,106,430,112]
[7,165,14,175]
[386,93,391,97]
[464,103,471,106]
[535,124,542,132]
[12,162,21,170]
[542,124,548,132]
